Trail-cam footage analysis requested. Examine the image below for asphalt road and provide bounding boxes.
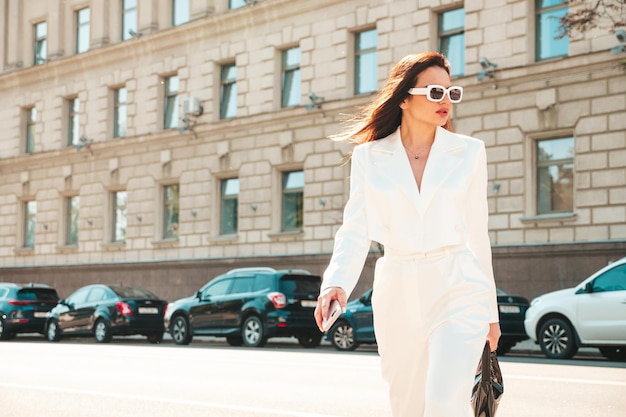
[1,336,625,417]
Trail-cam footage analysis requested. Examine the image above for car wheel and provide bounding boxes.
[599,347,626,362]
[241,316,267,348]
[226,336,243,346]
[46,319,61,342]
[147,332,163,344]
[170,315,193,345]
[0,317,15,340]
[496,341,514,356]
[538,318,578,359]
[94,319,113,343]
[298,333,323,348]
[330,321,359,351]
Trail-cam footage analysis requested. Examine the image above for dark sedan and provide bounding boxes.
[327,288,529,355]
[0,283,59,340]
[45,284,167,343]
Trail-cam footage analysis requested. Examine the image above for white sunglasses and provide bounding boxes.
[407,85,463,103]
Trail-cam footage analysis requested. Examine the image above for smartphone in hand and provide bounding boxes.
[321,300,343,332]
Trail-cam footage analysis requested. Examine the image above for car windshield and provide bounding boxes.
[279,275,321,298]
[111,286,158,299]
[17,288,59,301]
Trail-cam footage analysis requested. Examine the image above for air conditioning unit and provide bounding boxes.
[182,97,203,116]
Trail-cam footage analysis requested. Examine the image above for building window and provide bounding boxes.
[220,178,239,235]
[66,196,80,245]
[114,87,127,138]
[438,8,465,77]
[122,0,138,40]
[23,201,37,248]
[536,0,568,61]
[25,107,37,153]
[281,47,301,108]
[68,98,80,146]
[164,75,179,129]
[163,184,179,239]
[229,0,247,9]
[112,191,127,242]
[355,29,378,95]
[76,8,90,53]
[536,137,574,214]
[220,64,237,119]
[282,170,304,232]
[34,21,47,65]
[172,0,190,26]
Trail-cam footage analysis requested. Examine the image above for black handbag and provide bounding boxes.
[471,340,504,417]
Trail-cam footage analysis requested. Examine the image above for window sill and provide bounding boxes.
[208,234,239,244]
[13,247,34,256]
[267,230,304,241]
[151,238,179,248]
[56,244,78,253]
[101,241,126,251]
[519,212,577,225]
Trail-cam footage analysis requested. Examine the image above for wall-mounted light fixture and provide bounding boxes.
[477,57,498,84]
[76,135,94,155]
[190,210,197,218]
[86,219,93,226]
[42,223,48,230]
[319,198,327,206]
[306,92,325,111]
[250,204,257,212]
[611,29,626,55]
[136,215,142,222]
[491,182,501,194]
[128,29,143,39]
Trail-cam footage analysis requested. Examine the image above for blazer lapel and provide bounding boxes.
[369,128,421,211]
[418,126,467,214]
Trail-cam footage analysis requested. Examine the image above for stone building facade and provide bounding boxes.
[0,0,624,301]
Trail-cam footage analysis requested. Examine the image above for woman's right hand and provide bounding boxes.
[314,286,347,332]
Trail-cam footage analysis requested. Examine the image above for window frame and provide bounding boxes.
[121,0,138,40]
[114,86,127,138]
[438,8,465,78]
[535,136,574,215]
[34,21,47,65]
[111,190,127,243]
[220,63,237,120]
[162,184,180,240]
[172,0,190,27]
[65,195,80,246]
[23,201,37,249]
[535,0,569,61]
[220,177,239,236]
[67,97,80,146]
[281,47,301,108]
[354,28,378,95]
[76,7,90,54]
[281,170,304,232]
[163,75,179,130]
[25,107,37,153]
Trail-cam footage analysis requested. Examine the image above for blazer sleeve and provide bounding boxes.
[321,144,372,299]
[468,143,499,323]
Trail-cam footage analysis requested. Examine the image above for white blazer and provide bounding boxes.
[322,126,499,322]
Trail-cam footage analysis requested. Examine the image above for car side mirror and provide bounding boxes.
[360,294,371,306]
[584,282,593,293]
[196,291,202,300]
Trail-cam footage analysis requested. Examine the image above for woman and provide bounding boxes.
[314,52,501,417]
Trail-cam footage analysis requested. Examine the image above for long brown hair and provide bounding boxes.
[334,52,453,144]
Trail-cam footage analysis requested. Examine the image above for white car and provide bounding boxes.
[524,256,626,361]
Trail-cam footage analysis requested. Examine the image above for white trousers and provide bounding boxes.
[372,246,490,417]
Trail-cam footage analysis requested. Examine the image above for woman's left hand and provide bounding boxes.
[487,322,501,352]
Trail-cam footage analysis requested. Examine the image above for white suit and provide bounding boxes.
[322,126,498,417]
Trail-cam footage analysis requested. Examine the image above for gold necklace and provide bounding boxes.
[403,144,431,160]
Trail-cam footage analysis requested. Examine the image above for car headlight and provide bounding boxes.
[530,297,542,307]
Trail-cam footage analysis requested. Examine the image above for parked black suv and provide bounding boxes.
[164,267,322,348]
[0,283,59,340]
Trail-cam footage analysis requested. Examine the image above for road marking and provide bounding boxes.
[506,374,626,387]
[0,382,344,417]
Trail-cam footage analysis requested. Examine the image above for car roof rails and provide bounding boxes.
[279,269,312,275]
[226,267,277,275]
